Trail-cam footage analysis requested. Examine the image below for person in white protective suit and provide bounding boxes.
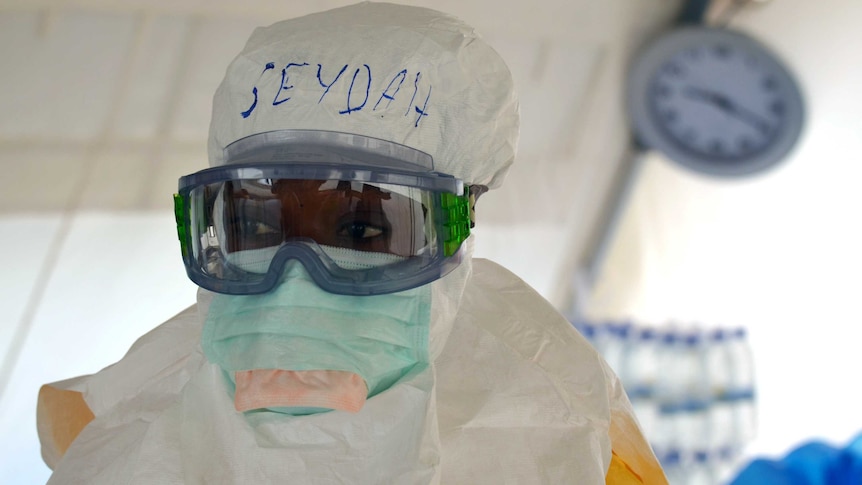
[37,3,666,484]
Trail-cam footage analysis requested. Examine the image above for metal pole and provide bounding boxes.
[571,147,648,319]
[678,0,713,25]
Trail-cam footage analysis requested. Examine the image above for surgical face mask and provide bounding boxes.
[174,130,476,297]
[201,257,432,415]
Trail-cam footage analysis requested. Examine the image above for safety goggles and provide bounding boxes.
[174,131,475,295]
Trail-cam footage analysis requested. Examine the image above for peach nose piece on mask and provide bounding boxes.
[234,369,368,413]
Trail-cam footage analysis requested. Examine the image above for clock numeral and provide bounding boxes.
[654,84,673,98]
[662,62,685,77]
[713,45,732,59]
[762,76,779,92]
[770,101,786,116]
[661,109,678,123]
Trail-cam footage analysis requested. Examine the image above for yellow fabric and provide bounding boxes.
[607,408,668,484]
[37,384,95,469]
[607,450,645,484]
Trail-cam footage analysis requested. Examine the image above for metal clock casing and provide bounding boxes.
[627,26,805,177]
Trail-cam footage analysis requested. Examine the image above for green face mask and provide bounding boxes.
[201,259,432,413]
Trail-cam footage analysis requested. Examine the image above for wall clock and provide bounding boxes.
[627,26,805,177]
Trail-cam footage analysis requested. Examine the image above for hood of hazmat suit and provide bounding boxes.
[37,3,666,484]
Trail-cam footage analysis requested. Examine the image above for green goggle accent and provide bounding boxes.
[173,193,189,259]
[440,191,472,257]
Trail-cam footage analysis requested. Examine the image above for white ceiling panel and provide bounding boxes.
[112,14,191,140]
[0,11,137,140]
[0,144,90,212]
[140,143,209,210]
[168,16,263,142]
[1,0,623,42]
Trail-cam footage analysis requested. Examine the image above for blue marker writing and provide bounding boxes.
[273,62,309,106]
[317,64,348,103]
[404,72,422,117]
[339,64,371,115]
[242,61,430,127]
[373,69,407,111]
[241,62,275,118]
[414,85,431,127]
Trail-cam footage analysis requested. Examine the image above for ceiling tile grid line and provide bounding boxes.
[0,11,141,140]
[112,13,191,141]
[0,1,622,42]
[0,3,636,147]
[126,14,200,209]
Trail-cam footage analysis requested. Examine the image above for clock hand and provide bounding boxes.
[683,87,772,134]
[683,86,719,103]
[724,101,773,135]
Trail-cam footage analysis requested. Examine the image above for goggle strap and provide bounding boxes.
[468,187,479,229]
[441,190,472,257]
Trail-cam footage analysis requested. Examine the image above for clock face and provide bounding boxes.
[628,27,805,177]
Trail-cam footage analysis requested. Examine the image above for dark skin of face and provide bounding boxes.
[224,179,418,257]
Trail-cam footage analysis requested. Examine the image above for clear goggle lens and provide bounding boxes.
[175,175,472,295]
[215,178,431,259]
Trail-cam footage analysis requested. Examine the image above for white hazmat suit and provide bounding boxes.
[38,3,666,484]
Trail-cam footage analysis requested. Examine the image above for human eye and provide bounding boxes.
[226,216,281,250]
[337,221,385,240]
[227,200,283,250]
[245,219,280,236]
